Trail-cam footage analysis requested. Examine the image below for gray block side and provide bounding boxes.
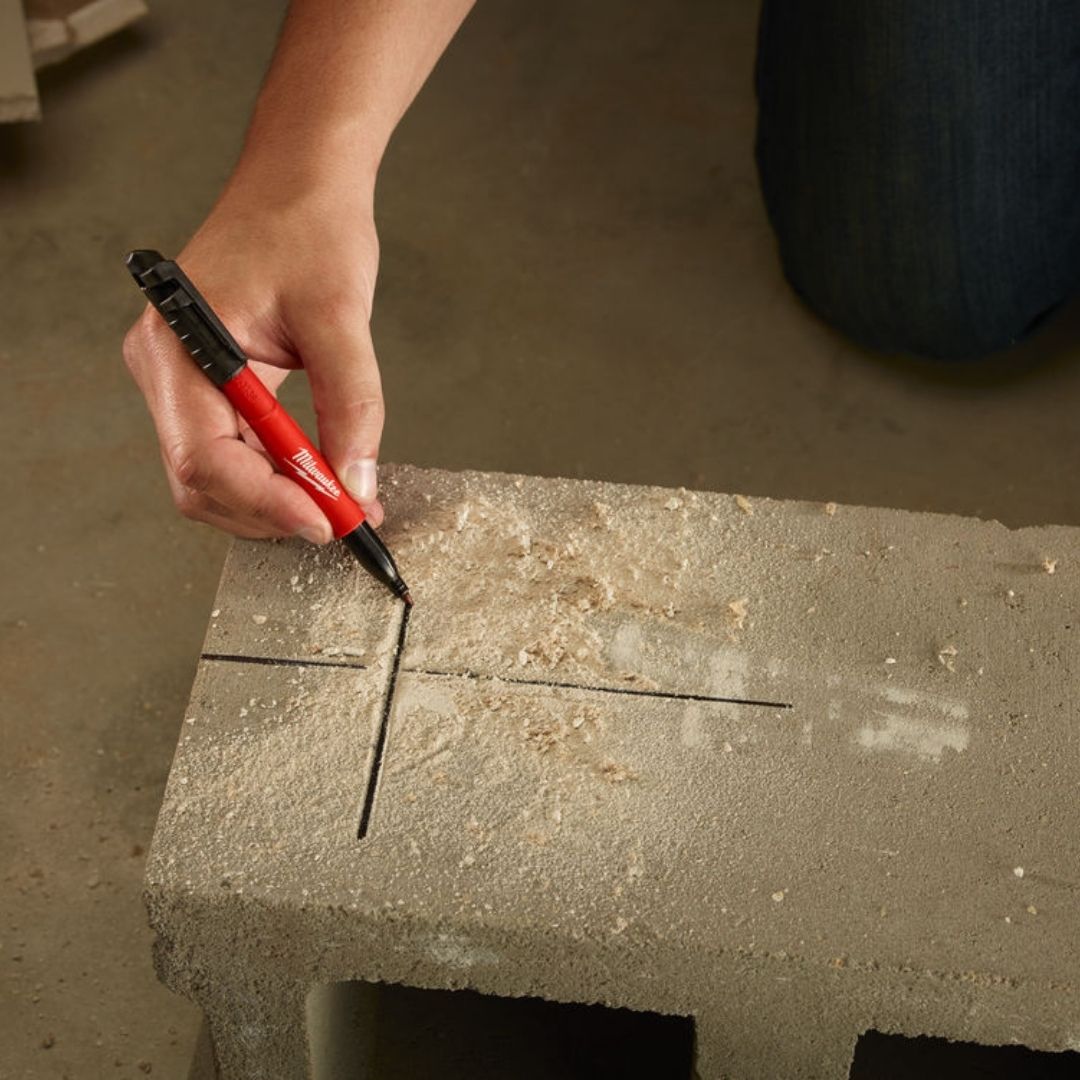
[151,887,1080,1080]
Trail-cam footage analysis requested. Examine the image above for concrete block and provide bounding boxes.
[147,465,1080,1079]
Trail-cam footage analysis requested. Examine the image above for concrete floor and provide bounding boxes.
[2,2,1079,1078]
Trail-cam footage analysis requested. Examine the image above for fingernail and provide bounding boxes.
[343,458,378,503]
[297,524,332,545]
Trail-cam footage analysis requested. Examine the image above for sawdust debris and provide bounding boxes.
[524,719,563,753]
[938,643,959,672]
[727,597,749,630]
[1042,558,1058,574]
[598,760,638,783]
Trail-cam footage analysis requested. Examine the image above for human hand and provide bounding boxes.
[123,178,385,542]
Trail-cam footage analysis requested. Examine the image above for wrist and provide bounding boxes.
[250,104,383,176]
[226,118,380,215]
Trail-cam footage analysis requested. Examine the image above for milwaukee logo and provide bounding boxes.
[287,448,341,499]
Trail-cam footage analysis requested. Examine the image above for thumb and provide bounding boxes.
[297,308,386,523]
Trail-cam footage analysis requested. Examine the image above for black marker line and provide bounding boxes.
[358,603,412,840]
[403,666,792,710]
[201,655,788,708]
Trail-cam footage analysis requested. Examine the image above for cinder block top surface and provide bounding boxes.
[150,465,1080,998]
[203,540,399,664]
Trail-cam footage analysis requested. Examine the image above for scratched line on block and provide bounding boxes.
[403,666,792,710]
[202,652,366,671]
[357,603,412,840]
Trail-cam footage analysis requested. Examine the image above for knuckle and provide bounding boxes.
[123,308,171,376]
[243,490,277,526]
[356,394,385,423]
[173,487,208,520]
[167,444,210,494]
[314,287,367,325]
[315,391,384,430]
[121,318,149,374]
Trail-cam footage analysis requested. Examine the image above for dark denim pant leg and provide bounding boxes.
[755,1,1080,361]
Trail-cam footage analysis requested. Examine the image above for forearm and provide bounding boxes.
[228,0,475,199]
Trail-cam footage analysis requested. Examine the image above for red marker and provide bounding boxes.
[125,250,411,605]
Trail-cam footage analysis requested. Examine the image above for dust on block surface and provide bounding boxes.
[149,464,1080,1074]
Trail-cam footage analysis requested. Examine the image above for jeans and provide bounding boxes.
[755,1,1080,360]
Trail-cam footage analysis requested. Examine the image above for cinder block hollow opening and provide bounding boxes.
[851,1030,1080,1078]
[306,980,695,1079]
